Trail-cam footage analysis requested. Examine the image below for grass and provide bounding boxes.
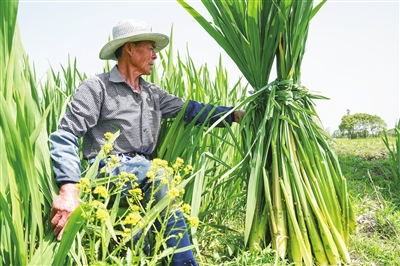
[333,138,393,159]
[334,138,398,202]
[334,137,400,265]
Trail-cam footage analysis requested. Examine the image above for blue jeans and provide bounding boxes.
[95,155,198,266]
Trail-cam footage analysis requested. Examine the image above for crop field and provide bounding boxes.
[1,1,399,265]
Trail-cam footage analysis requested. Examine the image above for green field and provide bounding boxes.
[335,138,399,265]
[2,1,399,264]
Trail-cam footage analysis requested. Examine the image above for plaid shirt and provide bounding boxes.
[59,66,186,158]
[50,65,234,184]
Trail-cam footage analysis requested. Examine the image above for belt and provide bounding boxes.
[90,151,152,170]
[123,151,152,160]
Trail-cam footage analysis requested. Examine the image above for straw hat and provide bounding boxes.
[99,19,169,60]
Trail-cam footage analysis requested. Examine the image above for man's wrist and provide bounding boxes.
[59,183,79,196]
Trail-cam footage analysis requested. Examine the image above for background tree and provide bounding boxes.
[339,114,356,138]
[338,113,387,138]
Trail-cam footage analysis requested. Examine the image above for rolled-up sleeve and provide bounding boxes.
[184,100,234,127]
[49,130,81,186]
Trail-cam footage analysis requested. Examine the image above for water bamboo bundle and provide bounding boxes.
[178,0,356,264]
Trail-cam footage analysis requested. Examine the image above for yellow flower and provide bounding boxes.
[167,188,180,199]
[181,204,191,215]
[146,171,156,180]
[152,158,162,164]
[93,185,108,199]
[109,154,119,164]
[78,177,90,188]
[124,212,141,226]
[173,175,182,184]
[81,211,91,219]
[149,164,158,174]
[104,132,114,140]
[162,171,170,178]
[129,188,143,201]
[187,216,199,228]
[176,157,184,166]
[179,188,185,196]
[165,166,174,174]
[77,178,92,194]
[91,200,100,207]
[96,209,110,221]
[122,228,132,238]
[138,221,145,229]
[103,143,113,154]
[131,205,140,212]
[119,171,128,179]
[172,157,184,171]
[152,158,168,168]
[128,173,138,181]
[184,165,193,175]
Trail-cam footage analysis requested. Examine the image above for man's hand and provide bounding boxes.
[50,183,80,241]
[234,110,245,123]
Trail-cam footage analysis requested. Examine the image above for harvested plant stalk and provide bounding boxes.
[178,0,356,264]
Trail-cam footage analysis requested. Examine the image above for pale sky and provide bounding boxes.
[17,0,399,132]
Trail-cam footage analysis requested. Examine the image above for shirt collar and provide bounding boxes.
[109,65,151,90]
[109,65,125,83]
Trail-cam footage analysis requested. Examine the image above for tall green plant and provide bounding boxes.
[0,0,59,265]
[382,120,400,186]
[149,32,249,262]
[178,0,355,264]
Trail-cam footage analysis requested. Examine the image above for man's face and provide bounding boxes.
[129,41,157,75]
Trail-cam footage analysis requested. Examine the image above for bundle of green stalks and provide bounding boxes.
[178,0,356,264]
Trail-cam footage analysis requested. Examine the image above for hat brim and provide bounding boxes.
[99,32,169,60]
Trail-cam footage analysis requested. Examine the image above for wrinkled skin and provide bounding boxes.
[50,183,80,241]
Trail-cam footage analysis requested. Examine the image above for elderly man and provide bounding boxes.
[49,19,242,265]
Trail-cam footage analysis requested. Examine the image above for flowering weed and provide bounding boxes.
[73,133,199,265]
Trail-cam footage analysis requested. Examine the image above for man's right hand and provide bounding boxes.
[50,183,80,241]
